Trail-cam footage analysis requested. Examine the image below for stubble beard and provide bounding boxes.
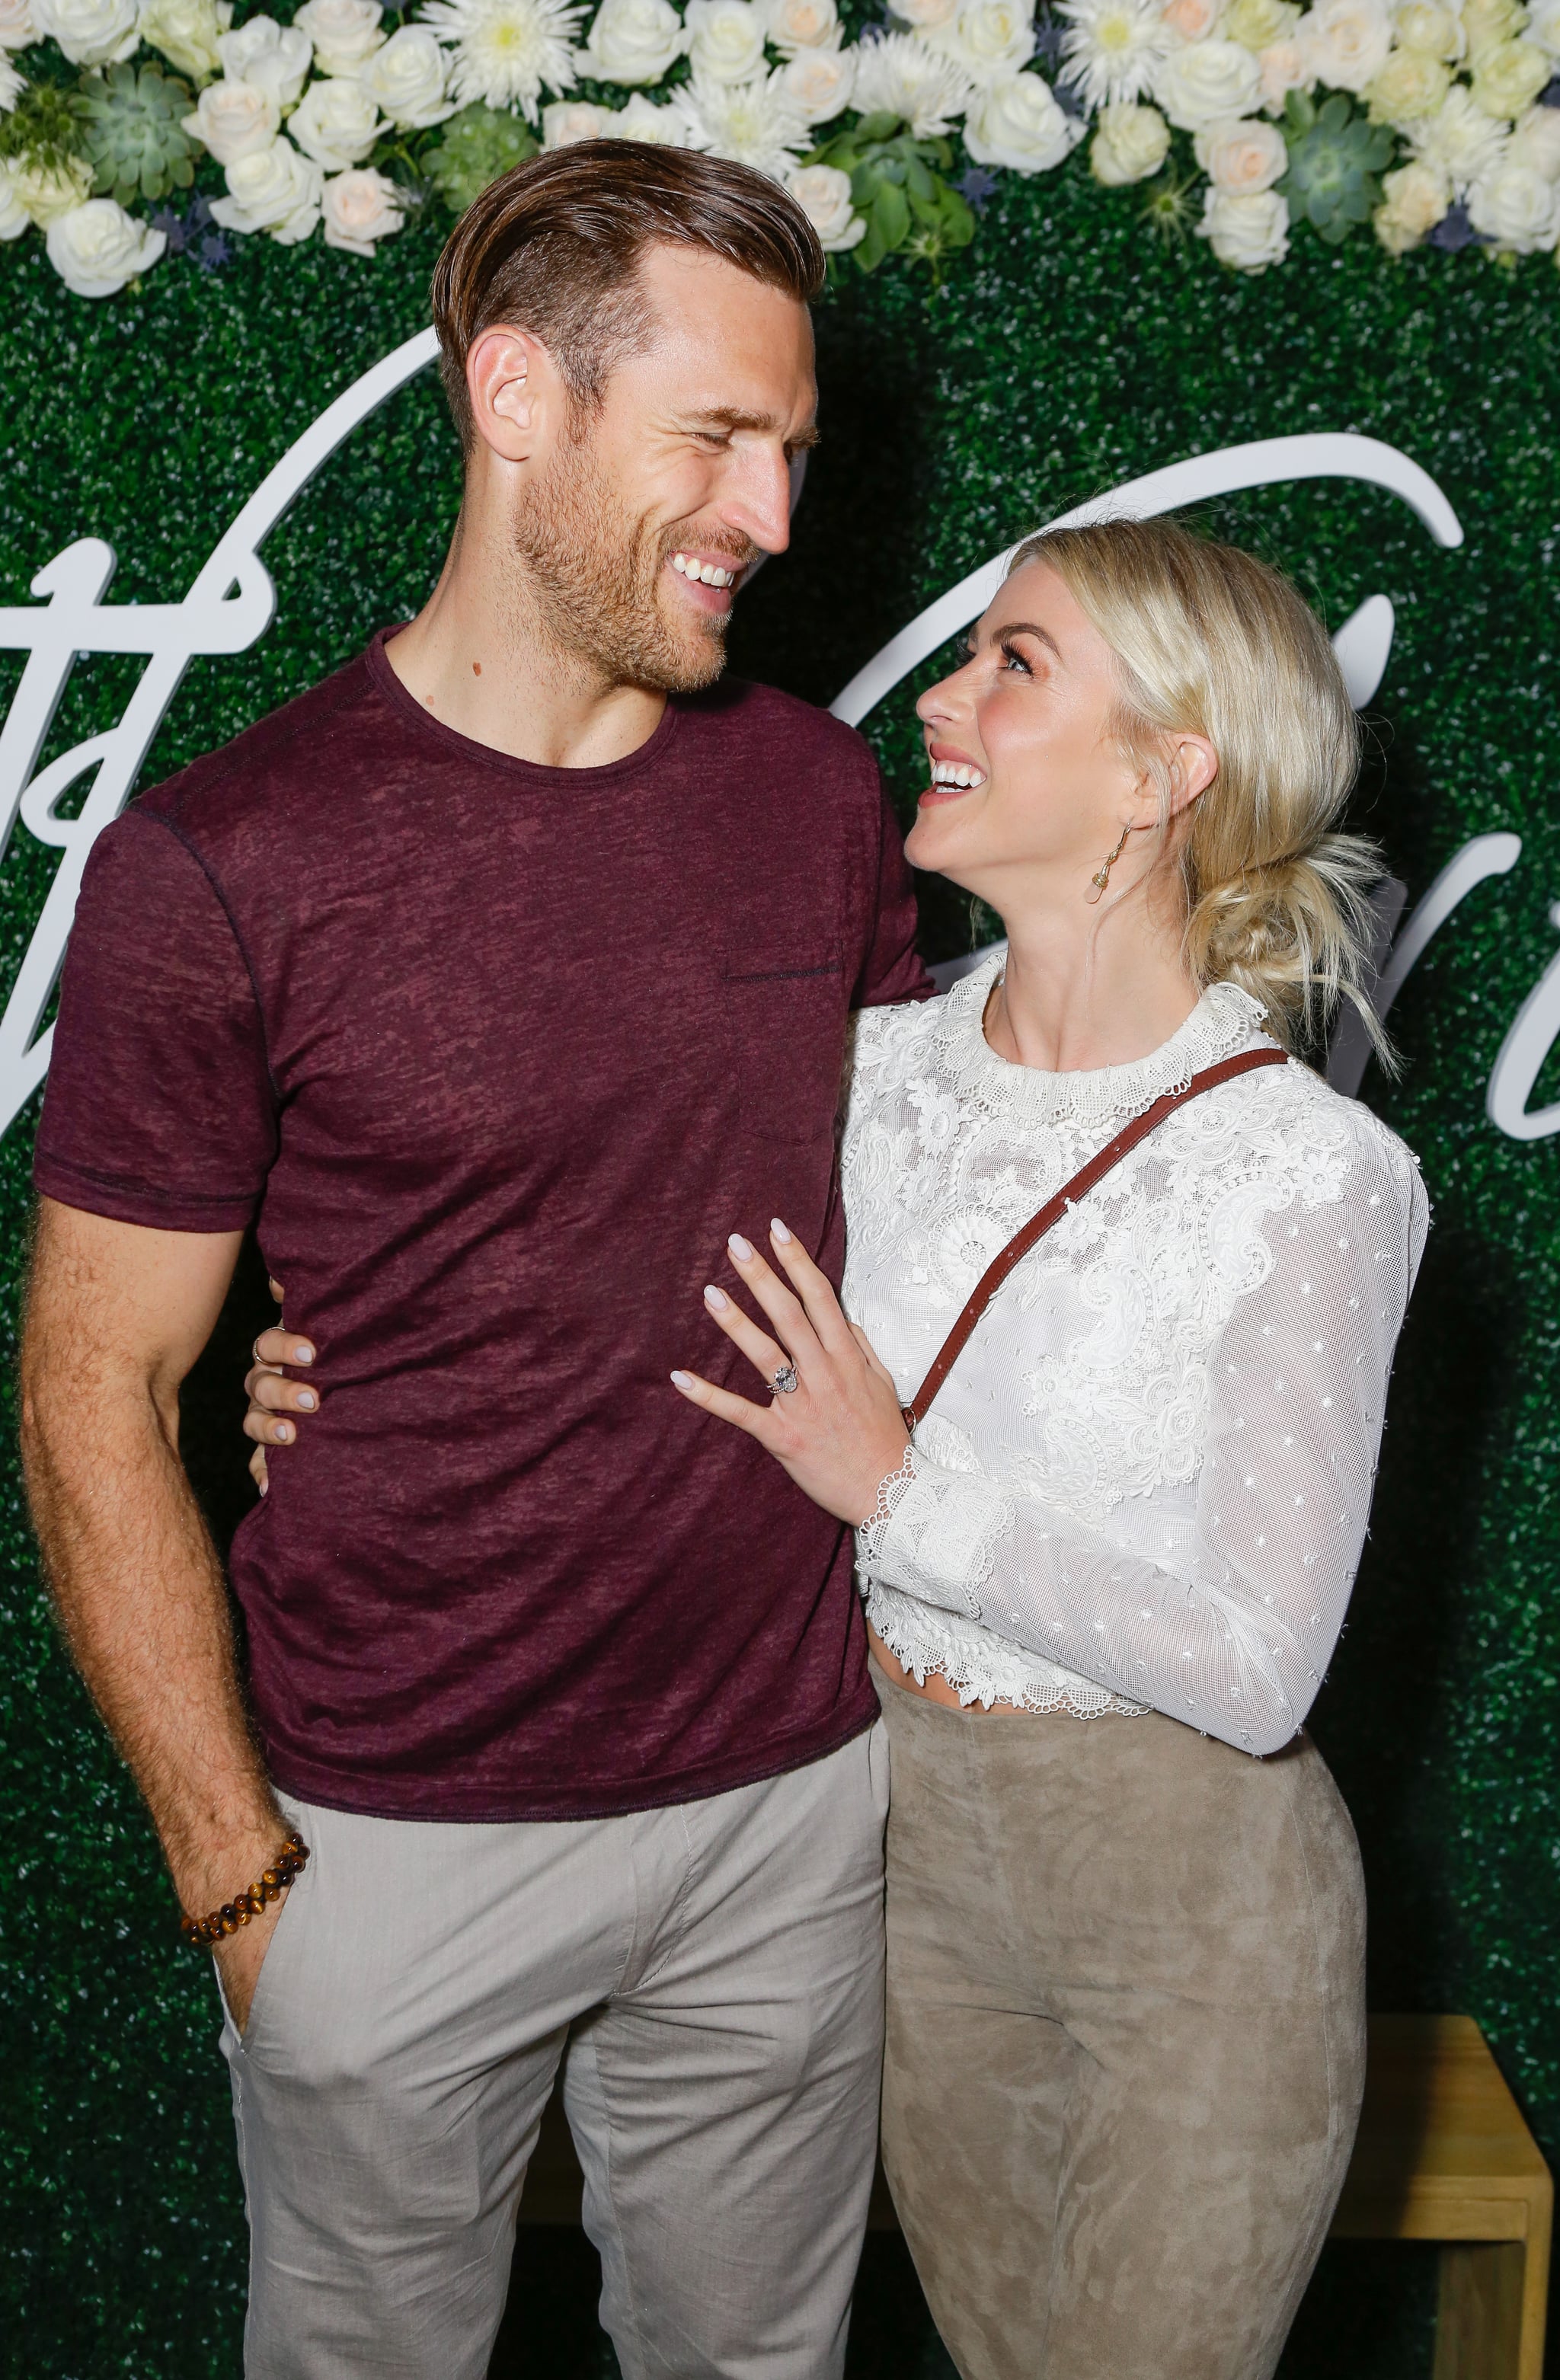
[510,426,752,698]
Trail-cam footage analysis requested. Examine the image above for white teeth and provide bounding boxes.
[931,762,985,788]
[672,552,734,588]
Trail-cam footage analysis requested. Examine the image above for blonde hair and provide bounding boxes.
[1008,516,1388,1060]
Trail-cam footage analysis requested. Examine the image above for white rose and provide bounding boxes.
[615,87,695,136]
[581,0,685,81]
[684,0,767,82]
[895,0,958,22]
[1392,0,1462,59]
[1461,0,1526,56]
[1154,34,1262,123]
[292,0,385,77]
[1372,152,1447,241]
[217,14,312,101]
[1296,0,1392,88]
[764,0,839,50]
[1195,107,1287,180]
[138,0,229,80]
[1510,99,1560,171]
[542,95,612,139]
[30,0,138,64]
[360,23,454,123]
[184,75,280,160]
[1365,40,1450,117]
[1162,0,1226,39]
[13,152,92,220]
[289,73,385,165]
[45,195,166,292]
[1223,0,1297,43]
[321,161,403,251]
[779,40,854,114]
[209,130,324,237]
[0,161,30,235]
[786,160,865,245]
[964,66,1085,164]
[1530,0,1560,53]
[1468,153,1560,239]
[1469,38,1551,115]
[926,0,1036,86]
[1197,179,1289,259]
[0,0,36,48]
[1258,32,1312,97]
[1090,94,1172,174]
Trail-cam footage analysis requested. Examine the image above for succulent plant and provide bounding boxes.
[73,62,197,208]
[1277,90,1395,244]
[422,104,539,216]
[806,115,976,278]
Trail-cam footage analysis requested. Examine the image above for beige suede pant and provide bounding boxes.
[873,1665,1367,2380]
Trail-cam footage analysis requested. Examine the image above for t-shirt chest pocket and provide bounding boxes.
[722,941,847,1148]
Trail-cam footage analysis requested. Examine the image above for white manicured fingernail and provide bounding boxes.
[670,1370,696,1391]
[770,1219,791,1244]
[728,1234,753,1261]
[294,1344,314,1365]
[296,1391,316,1410]
[277,1423,293,1442]
[704,1285,728,1310]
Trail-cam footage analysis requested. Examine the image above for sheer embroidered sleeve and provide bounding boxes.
[858,1129,1427,1755]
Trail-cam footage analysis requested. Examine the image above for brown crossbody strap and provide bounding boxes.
[900,1045,1290,1432]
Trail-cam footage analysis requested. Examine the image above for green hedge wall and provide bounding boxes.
[2,141,1558,2379]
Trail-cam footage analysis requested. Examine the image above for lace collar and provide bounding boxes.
[931,951,1274,1131]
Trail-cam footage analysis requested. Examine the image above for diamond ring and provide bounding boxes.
[772,1363,799,1395]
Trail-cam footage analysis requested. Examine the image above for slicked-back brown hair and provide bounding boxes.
[430,142,826,455]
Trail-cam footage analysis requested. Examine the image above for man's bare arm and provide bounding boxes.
[21,1197,286,2024]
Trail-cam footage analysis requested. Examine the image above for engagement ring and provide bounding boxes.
[772,1363,799,1395]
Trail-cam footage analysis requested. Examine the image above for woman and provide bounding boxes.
[249,518,1426,2378]
[668,518,1426,2379]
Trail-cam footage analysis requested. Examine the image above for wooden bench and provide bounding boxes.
[520,2013,1551,2378]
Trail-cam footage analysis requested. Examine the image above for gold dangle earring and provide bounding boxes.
[1086,823,1132,905]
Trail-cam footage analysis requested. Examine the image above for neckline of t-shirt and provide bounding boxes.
[365,626,684,785]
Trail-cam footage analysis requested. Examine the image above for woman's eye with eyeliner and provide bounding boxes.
[1001,644,1033,675]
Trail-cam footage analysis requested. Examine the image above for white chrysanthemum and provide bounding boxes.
[1056,0,1175,106]
[1406,80,1510,189]
[423,0,585,120]
[1,50,22,103]
[851,27,973,131]
[678,65,810,171]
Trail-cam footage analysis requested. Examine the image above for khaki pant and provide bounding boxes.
[223,1725,890,2380]
[874,1666,1366,2380]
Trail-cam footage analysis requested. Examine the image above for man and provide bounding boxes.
[21,145,929,2380]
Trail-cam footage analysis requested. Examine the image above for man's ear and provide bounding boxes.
[465,327,566,465]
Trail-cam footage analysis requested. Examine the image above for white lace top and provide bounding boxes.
[844,955,1429,1755]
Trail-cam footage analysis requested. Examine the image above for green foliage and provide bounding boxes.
[420,103,539,216]
[807,113,977,277]
[1278,88,1395,244]
[0,78,87,174]
[72,61,197,207]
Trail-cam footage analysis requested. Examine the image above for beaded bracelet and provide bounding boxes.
[180,1831,310,1950]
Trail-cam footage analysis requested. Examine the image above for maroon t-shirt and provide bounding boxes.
[35,634,931,1819]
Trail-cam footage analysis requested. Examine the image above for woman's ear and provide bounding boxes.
[1161,732,1218,820]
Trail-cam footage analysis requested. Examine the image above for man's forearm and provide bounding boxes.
[22,1369,283,1915]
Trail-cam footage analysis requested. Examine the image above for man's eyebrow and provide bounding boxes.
[682,407,822,447]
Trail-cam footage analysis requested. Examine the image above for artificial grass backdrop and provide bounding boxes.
[2,137,1558,2380]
